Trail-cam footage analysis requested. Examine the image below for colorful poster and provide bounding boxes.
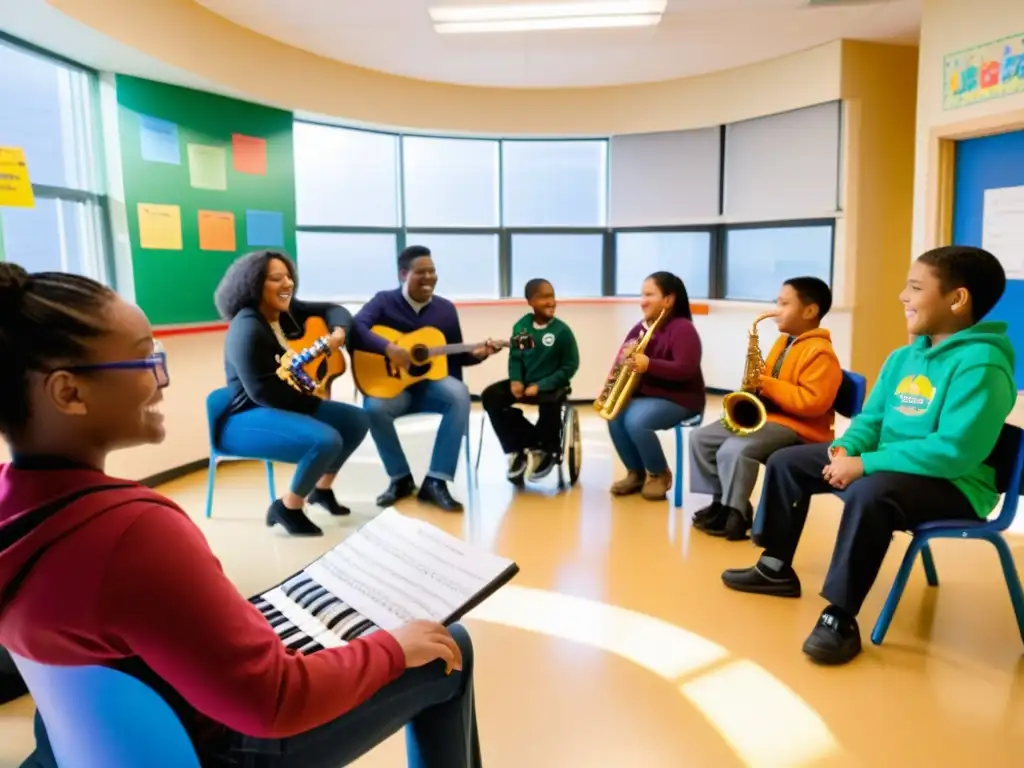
[943,33,1024,110]
[187,144,228,191]
[246,209,284,247]
[198,210,237,252]
[139,115,181,165]
[232,134,268,175]
[138,203,183,250]
[0,147,35,208]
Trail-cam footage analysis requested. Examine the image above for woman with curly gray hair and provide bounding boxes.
[214,250,369,536]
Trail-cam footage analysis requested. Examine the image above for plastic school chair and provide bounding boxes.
[672,412,706,508]
[834,369,867,419]
[11,654,201,768]
[205,387,276,519]
[870,423,1024,647]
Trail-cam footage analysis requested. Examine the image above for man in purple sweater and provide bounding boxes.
[352,246,495,512]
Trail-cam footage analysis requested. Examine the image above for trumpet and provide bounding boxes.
[594,308,667,421]
[720,311,777,436]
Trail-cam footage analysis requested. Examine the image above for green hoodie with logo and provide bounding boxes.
[833,321,1017,517]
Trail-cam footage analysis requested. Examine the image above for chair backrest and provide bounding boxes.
[206,387,233,448]
[12,654,201,768]
[983,423,1024,531]
[834,370,867,419]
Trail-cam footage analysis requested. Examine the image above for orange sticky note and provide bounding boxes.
[198,210,236,252]
[232,134,267,175]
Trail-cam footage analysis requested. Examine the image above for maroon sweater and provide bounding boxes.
[621,316,705,413]
[0,459,404,755]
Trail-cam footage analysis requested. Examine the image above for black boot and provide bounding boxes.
[702,503,753,541]
[308,487,351,516]
[376,474,416,507]
[266,499,323,537]
[417,477,464,513]
[692,501,723,528]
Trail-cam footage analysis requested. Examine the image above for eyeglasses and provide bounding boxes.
[62,341,170,389]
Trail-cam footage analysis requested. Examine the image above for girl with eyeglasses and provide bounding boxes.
[0,263,480,768]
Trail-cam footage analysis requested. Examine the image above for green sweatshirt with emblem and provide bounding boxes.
[832,321,1017,517]
[508,314,580,393]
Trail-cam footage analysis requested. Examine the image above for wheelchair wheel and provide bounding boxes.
[563,406,582,486]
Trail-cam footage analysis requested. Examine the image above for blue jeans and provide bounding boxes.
[218,400,370,497]
[608,396,695,474]
[363,377,471,482]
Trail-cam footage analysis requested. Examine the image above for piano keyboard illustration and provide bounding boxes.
[250,572,381,655]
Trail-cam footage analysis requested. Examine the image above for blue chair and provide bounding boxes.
[871,423,1024,647]
[11,654,201,768]
[205,387,276,519]
[672,412,706,508]
[834,369,867,419]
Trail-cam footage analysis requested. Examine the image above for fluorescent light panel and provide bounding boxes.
[429,1,666,23]
[435,13,662,33]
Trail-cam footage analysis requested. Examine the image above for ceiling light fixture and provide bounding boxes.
[429,1,667,34]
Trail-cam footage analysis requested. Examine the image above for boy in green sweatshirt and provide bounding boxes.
[481,278,580,483]
[722,245,1016,666]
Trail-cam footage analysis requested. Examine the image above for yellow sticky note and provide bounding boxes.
[0,147,35,208]
[138,203,183,250]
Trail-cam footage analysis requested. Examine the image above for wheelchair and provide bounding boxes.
[475,387,581,489]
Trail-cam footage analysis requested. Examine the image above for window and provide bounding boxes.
[615,231,711,298]
[294,123,400,227]
[502,140,607,227]
[295,232,398,300]
[408,233,500,299]
[402,136,499,227]
[724,224,833,302]
[510,233,603,298]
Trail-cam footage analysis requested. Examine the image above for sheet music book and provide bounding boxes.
[258,508,519,635]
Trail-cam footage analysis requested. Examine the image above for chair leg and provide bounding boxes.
[205,456,217,519]
[987,533,1024,647]
[475,412,486,475]
[871,536,930,646]
[264,461,276,503]
[673,425,684,508]
[464,429,474,486]
[920,543,939,587]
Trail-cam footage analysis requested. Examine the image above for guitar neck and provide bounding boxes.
[428,342,487,357]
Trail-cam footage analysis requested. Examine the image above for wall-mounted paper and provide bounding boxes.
[139,116,181,165]
[246,209,284,247]
[982,185,1024,280]
[0,147,35,208]
[233,134,267,175]
[138,203,183,250]
[187,144,227,191]
[198,210,237,252]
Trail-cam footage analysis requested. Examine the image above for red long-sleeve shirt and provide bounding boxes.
[0,460,405,751]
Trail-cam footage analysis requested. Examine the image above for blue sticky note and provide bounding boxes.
[246,210,284,247]
[139,115,181,165]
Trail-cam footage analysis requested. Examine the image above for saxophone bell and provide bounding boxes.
[720,311,777,436]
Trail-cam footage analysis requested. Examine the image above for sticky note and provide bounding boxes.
[0,147,35,208]
[187,144,227,191]
[246,210,284,247]
[232,134,267,175]
[138,203,183,250]
[198,210,236,252]
[139,116,181,165]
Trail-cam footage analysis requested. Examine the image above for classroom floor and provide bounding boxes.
[2,399,1024,767]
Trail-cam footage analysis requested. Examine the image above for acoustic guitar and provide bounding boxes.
[285,316,347,399]
[352,325,534,399]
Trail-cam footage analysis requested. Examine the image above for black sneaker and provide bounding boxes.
[307,487,351,516]
[721,561,801,597]
[526,450,556,481]
[266,499,323,537]
[802,607,863,665]
[507,452,528,482]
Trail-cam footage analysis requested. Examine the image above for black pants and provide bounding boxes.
[757,443,977,616]
[481,380,563,455]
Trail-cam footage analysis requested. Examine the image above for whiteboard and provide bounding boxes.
[982,185,1024,280]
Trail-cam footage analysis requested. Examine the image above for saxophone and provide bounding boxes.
[720,311,777,436]
[276,335,332,394]
[594,308,667,421]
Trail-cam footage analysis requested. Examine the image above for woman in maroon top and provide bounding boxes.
[607,271,705,501]
[0,263,481,768]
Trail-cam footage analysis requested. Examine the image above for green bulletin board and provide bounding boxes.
[116,75,296,326]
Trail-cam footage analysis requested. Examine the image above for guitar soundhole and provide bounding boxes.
[315,358,327,381]
[408,362,431,378]
[409,344,430,365]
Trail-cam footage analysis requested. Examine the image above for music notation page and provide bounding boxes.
[304,509,516,631]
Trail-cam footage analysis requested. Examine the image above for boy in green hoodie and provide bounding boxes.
[722,245,1016,666]
[481,278,580,483]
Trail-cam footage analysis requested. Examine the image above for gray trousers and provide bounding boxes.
[689,420,802,511]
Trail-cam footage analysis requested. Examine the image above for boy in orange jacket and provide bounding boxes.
[690,276,842,540]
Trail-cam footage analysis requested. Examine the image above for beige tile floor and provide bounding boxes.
[2,399,1024,767]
